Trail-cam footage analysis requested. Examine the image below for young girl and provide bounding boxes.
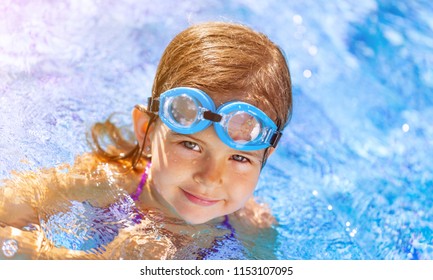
[0,21,292,259]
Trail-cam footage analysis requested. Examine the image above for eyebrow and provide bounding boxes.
[167,130,264,158]
[167,130,205,145]
[241,149,263,159]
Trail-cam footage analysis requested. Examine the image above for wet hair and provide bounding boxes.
[153,21,292,129]
[90,21,292,170]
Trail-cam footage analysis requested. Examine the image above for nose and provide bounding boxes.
[192,155,224,188]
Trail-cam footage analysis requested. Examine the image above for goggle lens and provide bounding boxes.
[168,94,198,126]
[226,112,261,144]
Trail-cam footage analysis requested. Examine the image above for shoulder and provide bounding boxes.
[232,197,277,229]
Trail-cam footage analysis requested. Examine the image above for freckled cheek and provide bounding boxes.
[151,148,197,187]
[225,173,259,204]
[168,151,204,174]
[167,151,199,170]
[154,146,182,167]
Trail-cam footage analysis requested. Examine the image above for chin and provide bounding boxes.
[177,210,222,225]
[181,215,214,225]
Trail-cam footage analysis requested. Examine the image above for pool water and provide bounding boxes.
[1,0,432,259]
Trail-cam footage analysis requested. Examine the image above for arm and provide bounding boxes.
[229,197,279,259]
[0,170,48,228]
[0,152,143,228]
[232,197,277,229]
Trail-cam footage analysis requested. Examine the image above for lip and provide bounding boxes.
[181,189,220,207]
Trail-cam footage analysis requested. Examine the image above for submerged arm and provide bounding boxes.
[230,197,279,259]
[0,170,50,228]
[0,153,142,229]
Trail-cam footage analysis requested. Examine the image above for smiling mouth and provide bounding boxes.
[181,189,220,207]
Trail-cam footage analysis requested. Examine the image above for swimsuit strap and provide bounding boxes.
[195,216,238,259]
[130,161,151,201]
[222,215,236,238]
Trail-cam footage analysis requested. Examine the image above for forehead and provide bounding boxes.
[208,90,277,122]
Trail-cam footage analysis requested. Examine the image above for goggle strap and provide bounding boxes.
[203,110,222,122]
[270,131,282,148]
[147,97,160,113]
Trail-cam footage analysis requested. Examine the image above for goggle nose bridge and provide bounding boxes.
[202,110,222,123]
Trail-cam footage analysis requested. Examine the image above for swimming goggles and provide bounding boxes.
[142,87,282,151]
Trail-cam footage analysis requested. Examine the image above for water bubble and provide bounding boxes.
[384,28,404,46]
[308,45,318,56]
[2,239,19,257]
[293,14,303,25]
[303,69,312,78]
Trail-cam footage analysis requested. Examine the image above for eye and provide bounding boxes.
[182,141,201,152]
[231,154,250,163]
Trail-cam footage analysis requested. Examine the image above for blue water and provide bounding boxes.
[1,0,432,259]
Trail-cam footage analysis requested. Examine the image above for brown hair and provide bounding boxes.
[90,21,292,170]
[153,21,292,128]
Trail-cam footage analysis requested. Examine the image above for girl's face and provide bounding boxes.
[147,121,266,224]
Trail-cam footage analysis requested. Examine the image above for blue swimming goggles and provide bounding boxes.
[142,87,282,151]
